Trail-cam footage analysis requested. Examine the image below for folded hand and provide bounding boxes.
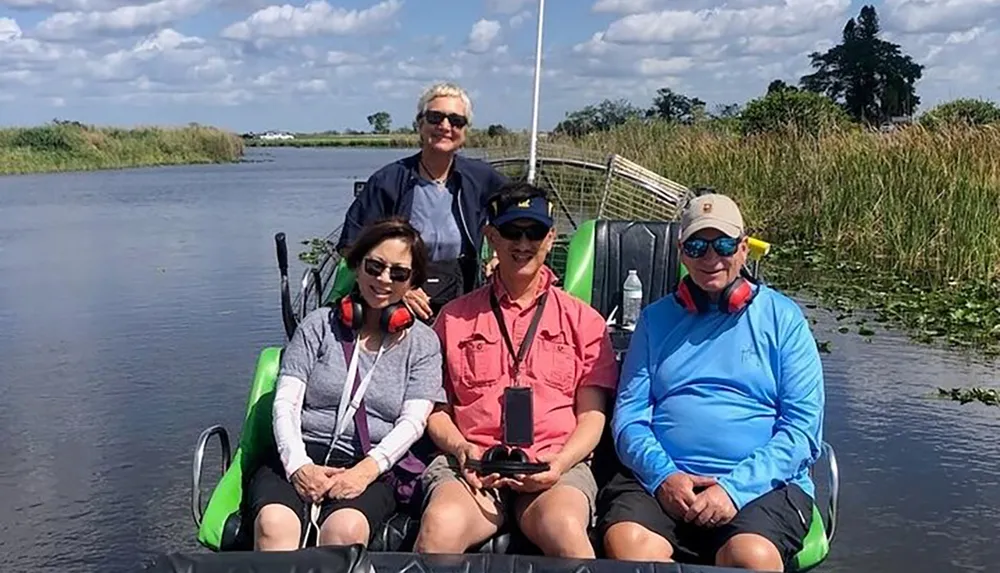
[684,484,737,528]
[326,466,374,500]
[655,472,718,520]
[292,464,341,503]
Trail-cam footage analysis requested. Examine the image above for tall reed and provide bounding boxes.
[0,122,244,175]
[552,122,1000,286]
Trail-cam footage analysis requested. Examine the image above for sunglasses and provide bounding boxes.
[497,222,549,242]
[421,110,469,129]
[682,236,742,258]
[363,257,412,283]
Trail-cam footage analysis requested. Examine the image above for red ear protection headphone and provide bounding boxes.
[335,290,415,334]
[675,274,756,314]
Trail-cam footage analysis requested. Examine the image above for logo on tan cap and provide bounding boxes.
[680,194,744,242]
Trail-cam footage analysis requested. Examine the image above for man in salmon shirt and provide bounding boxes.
[413,181,619,558]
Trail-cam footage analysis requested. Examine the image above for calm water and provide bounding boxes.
[1,147,997,572]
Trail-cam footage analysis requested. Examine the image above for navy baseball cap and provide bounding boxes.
[488,193,554,228]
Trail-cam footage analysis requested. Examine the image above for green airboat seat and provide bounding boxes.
[193,218,837,572]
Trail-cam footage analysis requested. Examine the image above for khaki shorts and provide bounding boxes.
[421,453,599,524]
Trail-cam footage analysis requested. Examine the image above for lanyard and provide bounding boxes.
[489,289,548,386]
[327,336,386,463]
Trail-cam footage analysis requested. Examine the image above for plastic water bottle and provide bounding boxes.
[622,270,643,331]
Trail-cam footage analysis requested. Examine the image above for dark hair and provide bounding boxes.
[486,180,549,223]
[344,217,428,288]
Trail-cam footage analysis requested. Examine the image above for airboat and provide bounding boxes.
[150,2,842,571]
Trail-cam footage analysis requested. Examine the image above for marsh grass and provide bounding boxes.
[558,121,1000,287]
[0,122,244,175]
[504,121,1000,354]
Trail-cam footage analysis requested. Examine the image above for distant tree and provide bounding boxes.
[767,80,798,95]
[740,89,853,136]
[646,88,706,124]
[800,5,923,125]
[367,111,392,134]
[712,103,742,119]
[920,98,1000,128]
[553,99,643,136]
[486,124,509,137]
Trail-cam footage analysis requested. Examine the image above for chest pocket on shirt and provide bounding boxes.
[530,327,577,394]
[458,331,502,389]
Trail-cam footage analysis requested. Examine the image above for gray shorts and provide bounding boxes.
[421,453,599,523]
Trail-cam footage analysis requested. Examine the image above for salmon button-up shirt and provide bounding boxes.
[433,266,619,460]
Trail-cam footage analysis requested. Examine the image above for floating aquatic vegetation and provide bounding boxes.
[937,387,1000,407]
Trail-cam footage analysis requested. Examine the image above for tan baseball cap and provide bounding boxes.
[679,194,744,242]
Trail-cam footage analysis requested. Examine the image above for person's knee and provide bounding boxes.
[716,533,784,572]
[318,509,370,546]
[520,490,589,541]
[415,484,497,553]
[254,505,301,550]
[518,487,594,558]
[602,522,673,561]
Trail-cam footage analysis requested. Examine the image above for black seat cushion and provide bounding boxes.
[142,544,371,573]
[368,512,512,554]
[591,220,683,319]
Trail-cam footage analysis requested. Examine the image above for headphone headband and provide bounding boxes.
[335,289,415,335]
[675,274,756,315]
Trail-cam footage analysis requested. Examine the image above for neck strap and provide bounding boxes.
[489,289,548,387]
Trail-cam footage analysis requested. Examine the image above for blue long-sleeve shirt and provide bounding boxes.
[611,283,825,510]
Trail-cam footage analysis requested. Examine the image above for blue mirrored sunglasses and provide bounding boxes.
[682,236,741,258]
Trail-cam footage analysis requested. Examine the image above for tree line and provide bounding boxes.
[553,5,1000,137]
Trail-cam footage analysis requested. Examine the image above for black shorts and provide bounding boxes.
[247,442,397,534]
[596,471,813,567]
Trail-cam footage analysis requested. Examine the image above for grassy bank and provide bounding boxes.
[0,122,245,175]
[548,122,1000,355]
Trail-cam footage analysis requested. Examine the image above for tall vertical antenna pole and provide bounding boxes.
[527,0,545,184]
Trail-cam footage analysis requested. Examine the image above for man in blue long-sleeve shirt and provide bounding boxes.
[596,194,825,572]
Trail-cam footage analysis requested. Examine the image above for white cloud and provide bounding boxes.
[883,0,1000,34]
[467,18,501,54]
[1,0,998,131]
[508,9,530,28]
[34,0,208,40]
[0,16,22,41]
[485,0,532,14]
[220,0,402,41]
[602,0,851,45]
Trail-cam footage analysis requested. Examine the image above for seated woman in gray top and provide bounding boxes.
[248,217,446,551]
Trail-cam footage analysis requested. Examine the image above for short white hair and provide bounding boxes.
[416,82,473,125]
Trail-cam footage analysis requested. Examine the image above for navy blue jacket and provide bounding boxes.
[336,151,510,292]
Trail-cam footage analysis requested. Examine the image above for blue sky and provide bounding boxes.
[1,0,998,133]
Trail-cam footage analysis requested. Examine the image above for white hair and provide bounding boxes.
[416,82,473,125]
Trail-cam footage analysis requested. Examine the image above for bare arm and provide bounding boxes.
[553,386,609,470]
[426,403,470,457]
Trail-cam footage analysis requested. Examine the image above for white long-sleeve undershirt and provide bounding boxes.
[272,374,432,480]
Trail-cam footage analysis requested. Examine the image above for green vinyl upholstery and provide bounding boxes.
[197,347,282,552]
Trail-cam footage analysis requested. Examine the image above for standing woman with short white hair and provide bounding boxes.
[336,82,510,322]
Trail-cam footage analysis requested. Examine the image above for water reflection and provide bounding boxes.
[0,148,998,572]
[807,304,1000,572]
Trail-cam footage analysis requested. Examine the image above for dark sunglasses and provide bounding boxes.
[363,257,412,283]
[497,222,549,242]
[421,110,468,129]
[682,236,742,258]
